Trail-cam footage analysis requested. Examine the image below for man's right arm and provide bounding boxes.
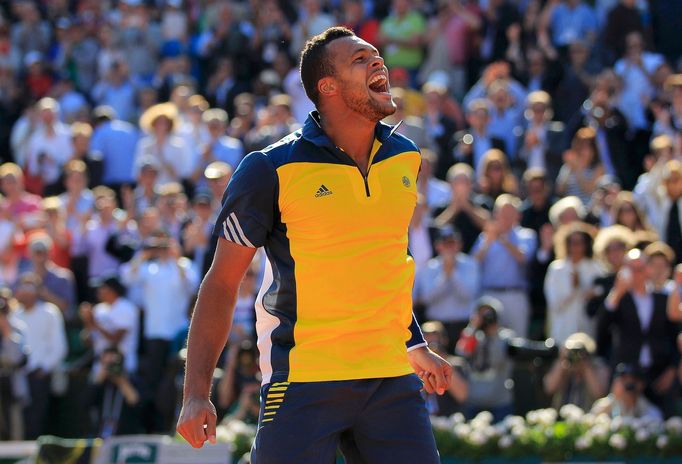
[177,239,256,448]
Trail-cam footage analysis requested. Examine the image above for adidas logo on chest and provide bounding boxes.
[314,184,333,197]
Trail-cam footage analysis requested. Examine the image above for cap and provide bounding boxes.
[651,134,674,152]
[527,90,551,106]
[24,51,43,68]
[614,363,644,379]
[596,174,621,191]
[665,74,682,90]
[475,296,503,315]
[90,274,127,296]
[193,190,212,205]
[138,156,161,172]
[435,225,461,242]
[28,234,53,253]
[93,105,117,121]
[204,161,232,180]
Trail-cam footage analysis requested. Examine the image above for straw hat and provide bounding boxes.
[139,102,180,133]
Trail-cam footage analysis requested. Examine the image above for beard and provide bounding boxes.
[338,79,396,122]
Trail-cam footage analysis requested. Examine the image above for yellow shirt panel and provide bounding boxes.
[276,151,421,381]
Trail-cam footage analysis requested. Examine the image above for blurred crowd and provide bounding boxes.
[1,0,682,442]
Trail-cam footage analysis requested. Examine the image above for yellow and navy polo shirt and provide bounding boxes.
[214,111,426,384]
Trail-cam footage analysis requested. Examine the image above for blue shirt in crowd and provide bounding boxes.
[471,226,537,290]
[90,120,139,185]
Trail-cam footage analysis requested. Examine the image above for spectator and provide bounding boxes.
[125,158,159,219]
[69,123,103,189]
[544,222,603,344]
[217,340,261,418]
[542,0,598,52]
[614,31,665,132]
[543,332,610,411]
[639,160,682,263]
[479,0,521,62]
[0,163,42,230]
[516,91,566,179]
[91,61,138,124]
[414,226,480,351]
[415,149,451,213]
[472,194,536,336]
[643,242,675,294]
[456,297,515,422]
[453,99,506,175]
[553,41,596,123]
[377,0,427,76]
[477,149,519,207]
[120,230,198,432]
[290,0,335,60]
[342,0,380,47]
[556,127,604,205]
[80,276,138,376]
[59,160,95,233]
[134,102,193,186]
[611,191,651,233]
[191,108,243,185]
[115,0,162,81]
[633,134,674,218]
[0,287,27,441]
[24,233,76,318]
[591,363,662,421]
[86,347,142,438]
[435,163,490,254]
[181,192,215,279]
[603,248,678,415]
[421,82,459,178]
[603,0,646,62]
[10,272,67,440]
[409,194,433,274]
[203,161,233,213]
[90,106,139,193]
[587,225,634,359]
[25,98,73,196]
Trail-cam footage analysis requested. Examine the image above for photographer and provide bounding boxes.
[456,297,515,422]
[543,332,610,411]
[121,229,198,433]
[592,363,662,421]
[87,347,142,438]
[0,287,27,440]
[79,276,138,376]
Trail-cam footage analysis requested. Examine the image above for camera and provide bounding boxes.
[567,346,588,365]
[478,308,497,331]
[623,381,638,393]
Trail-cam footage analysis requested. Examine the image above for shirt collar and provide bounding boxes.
[301,110,402,148]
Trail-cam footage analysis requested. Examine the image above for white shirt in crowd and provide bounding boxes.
[121,257,199,340]
[26,123,74,185]
[544,258,604,344]
[10,301,67,373]
[133,135,194,185]
[92,297,139,374]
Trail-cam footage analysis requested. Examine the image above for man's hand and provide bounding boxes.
[408,346,453,395]
[177,396,218,448]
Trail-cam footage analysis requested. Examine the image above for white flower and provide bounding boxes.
[609,433,627,450]
[635,429,650,442]
[666,417,682,433]
[538,408,558,427]
[469,430,487,446]
[575,435,593,451]
[595,413,611,427]
[454,423,471,439]
[526,410,538,425]
[483,425,499,439]
[430,416,452,430]
[503,415,525,430]
[610,416,624,432]
[559,404,584,423]
[473,411,494,426]
[590,424,610,440]
[657,435,669,449]
[498,435,513,449]
[579,413,596,428]
[451,412,466,425]
[511,425,527,438]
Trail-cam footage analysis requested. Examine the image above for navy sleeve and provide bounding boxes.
[212,152,277,248]
[406,313,427,351]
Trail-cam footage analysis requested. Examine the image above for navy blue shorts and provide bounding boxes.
[250,374,440,464]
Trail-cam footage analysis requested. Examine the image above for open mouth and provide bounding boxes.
[368,73,390,94]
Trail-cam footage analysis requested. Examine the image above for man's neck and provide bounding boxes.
[319,111,376,174]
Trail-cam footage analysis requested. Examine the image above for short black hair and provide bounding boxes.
[299,27,355,107]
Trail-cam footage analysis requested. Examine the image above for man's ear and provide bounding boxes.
[318,77,337,98]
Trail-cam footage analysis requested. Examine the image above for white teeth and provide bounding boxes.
[369,74,387,86]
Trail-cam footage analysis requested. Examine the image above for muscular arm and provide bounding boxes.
[183,239,256,399]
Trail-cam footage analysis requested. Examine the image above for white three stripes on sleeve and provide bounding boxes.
[222,212,256,248]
